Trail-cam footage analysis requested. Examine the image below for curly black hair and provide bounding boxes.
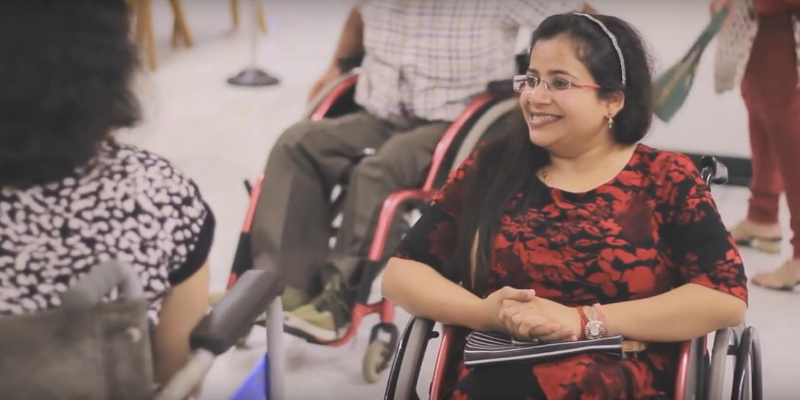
[0,0,141,188]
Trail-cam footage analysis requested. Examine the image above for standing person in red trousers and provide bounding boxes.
[712,0,800,290]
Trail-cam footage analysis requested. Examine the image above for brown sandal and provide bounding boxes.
[752,260,800,291]
[729,221,782,254]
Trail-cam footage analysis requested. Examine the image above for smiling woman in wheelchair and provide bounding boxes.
[382,12,748,400]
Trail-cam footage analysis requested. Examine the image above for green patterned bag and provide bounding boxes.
[653,8,730,122]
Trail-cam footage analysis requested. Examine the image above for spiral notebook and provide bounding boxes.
[463,331,625,367]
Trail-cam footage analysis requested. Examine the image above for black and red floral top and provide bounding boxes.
[395,144,748,400]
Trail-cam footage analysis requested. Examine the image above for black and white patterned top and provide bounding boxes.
[0,141,214,324]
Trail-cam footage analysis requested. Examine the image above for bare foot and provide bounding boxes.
[752,259,800,291]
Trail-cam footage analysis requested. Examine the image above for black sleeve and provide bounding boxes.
[168,201,215,286]
[393,150,478,273]
[394,206,457,274]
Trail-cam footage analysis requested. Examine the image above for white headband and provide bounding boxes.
[573,13,627,88]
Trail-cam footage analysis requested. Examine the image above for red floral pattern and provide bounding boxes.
[395,144,748,400]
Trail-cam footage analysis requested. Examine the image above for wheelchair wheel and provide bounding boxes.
[363,339,392,383]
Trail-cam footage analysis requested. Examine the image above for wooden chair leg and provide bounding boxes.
[134,0,146,49]
[169,0,193,47]
[231,0,240,29]
[256,1,267,33]
[134,0,157,70]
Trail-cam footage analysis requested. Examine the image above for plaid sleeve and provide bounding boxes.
[504,0,586,28]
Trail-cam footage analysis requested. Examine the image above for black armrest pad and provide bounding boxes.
[516,53,529,74]
[487,80,514,96]
[190,269,283,355]
[338,52,365,73]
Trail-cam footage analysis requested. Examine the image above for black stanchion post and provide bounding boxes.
[227,0,279,87]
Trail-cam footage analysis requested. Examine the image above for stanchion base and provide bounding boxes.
[227,68,280,87]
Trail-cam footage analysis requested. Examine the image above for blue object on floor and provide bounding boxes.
[230,354,269,400]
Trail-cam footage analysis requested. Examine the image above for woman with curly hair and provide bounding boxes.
[0,0,214,385]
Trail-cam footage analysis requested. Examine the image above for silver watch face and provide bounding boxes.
[589,323,602,337]
[585,321,606,339]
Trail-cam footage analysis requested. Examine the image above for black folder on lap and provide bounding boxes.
[463,331,625,367]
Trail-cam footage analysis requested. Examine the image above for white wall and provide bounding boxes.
[585,1,751,158]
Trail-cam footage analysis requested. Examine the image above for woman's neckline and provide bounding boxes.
[541,143,642,195]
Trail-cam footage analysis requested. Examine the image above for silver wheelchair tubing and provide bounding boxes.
[156,296,285,400]
[157,274,286,400]
[266,296,287,400]
[731,326,762,400]
[155,349,215,400]
[384,317,437,400]
[707,326,735,400]
[706,324,762,400]
[449,97,519,174]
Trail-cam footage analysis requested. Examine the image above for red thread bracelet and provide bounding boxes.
[576,306,589,340]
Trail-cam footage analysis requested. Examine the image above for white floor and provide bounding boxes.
[123,2,799,399]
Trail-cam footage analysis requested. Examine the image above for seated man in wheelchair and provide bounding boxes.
[383,13,748,400]
[0,0,212,388]
[252,0,596,341]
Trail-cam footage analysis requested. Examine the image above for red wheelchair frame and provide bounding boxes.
[225,72,520,382]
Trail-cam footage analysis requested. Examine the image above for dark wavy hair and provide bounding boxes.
[449,14,654,295]
[0,0,141,188]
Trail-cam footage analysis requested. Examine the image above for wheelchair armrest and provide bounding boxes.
[190,269,282,355]
[384,317,437,400]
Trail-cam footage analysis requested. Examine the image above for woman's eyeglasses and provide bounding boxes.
[513,75,602,94]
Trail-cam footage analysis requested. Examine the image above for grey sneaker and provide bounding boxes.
[284,272,355,341]
[281,286,313,311]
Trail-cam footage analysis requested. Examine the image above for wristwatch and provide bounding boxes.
[583,306,608,340]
